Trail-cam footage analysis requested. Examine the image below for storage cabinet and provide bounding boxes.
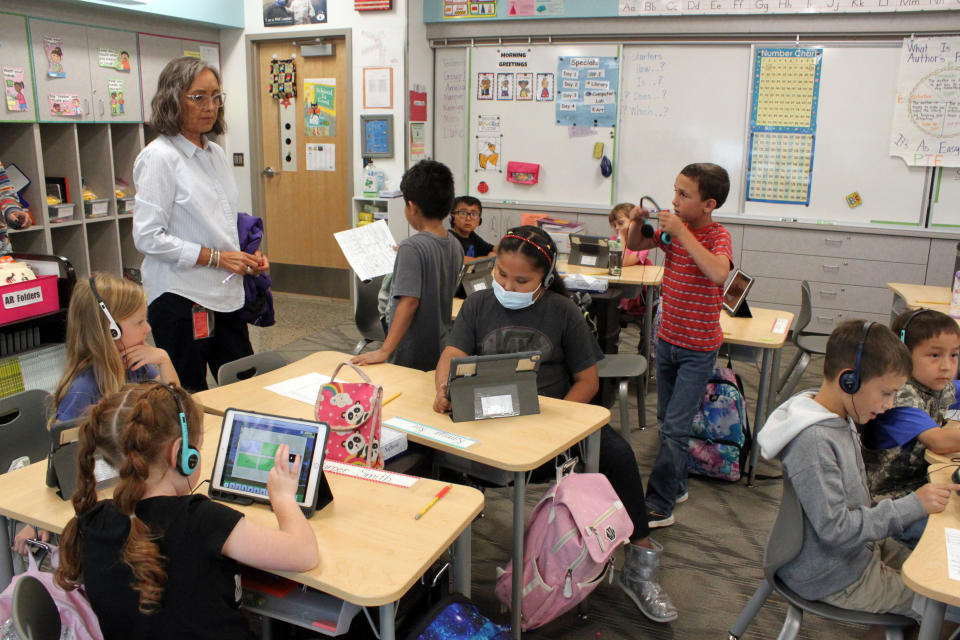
[29,19,142,124]
[138,33,220,124]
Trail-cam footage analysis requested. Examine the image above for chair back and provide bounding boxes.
[12,576,61,640]
[217,352,288,386]
[794,281,814,339]
[355,275,386,343]
[762,475,806,582]
[0,390,51,473]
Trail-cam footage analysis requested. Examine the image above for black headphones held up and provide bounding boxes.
[88,277,122,340]
[503,226,558,288]
[155,382,199,477]
[839,321,875,395]
[898,308,928,344]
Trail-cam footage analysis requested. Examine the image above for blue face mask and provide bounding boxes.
[493,279,541,310]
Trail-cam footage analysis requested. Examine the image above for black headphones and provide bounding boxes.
[88,277,122,340]
[155,382,199,476]
[898,308,928,344]
[504,226,558,288]
[839,321,874,395]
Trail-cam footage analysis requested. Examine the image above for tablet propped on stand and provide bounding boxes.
[446,351,541,423]
[209,409,333,518]
[723,269,754,318]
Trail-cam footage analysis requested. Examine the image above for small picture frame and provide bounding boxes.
[477,72,494,100]
[497,73,514,101]
[360,114,394,158]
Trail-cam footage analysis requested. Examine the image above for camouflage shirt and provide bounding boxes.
[862,379,955,501]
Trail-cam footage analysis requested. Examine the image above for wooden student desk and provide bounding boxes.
[902,464,960,640]
[0,413,483,640]
[887,283,960,328]
[720,306,794,486]
[194,350,610,639]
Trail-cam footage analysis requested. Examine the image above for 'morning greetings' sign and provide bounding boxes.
[3,286,43,309]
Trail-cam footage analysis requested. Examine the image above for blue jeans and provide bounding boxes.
[645,338,718,515]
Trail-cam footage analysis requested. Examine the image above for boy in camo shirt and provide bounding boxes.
[862,308,960,546]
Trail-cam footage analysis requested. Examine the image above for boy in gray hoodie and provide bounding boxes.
[756,320,958,620]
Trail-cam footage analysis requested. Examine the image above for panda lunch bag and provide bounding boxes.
[314,361,384,469]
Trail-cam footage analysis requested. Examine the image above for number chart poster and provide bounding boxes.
[746,47,822,205]
[555,56,619,128]
[889,36,960,168]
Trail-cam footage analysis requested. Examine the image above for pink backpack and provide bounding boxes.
[0,544,104,640]
[314,362,384,469]
[494,459,633,631]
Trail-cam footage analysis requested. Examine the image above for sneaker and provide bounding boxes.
[647,510,675,529]
[675,491,689,504]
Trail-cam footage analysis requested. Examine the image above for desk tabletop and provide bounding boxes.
[902,464,960,608]
[888,283,951,312]
[0,413,483,607]
[720,307,794,349]
[195,351,610,473]
[558,261,664,286]
[923,420,960,466]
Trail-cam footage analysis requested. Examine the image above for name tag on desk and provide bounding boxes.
[771,318,790,335]
[384,417,478,450]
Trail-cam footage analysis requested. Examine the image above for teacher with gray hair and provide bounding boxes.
[133,56,267,391]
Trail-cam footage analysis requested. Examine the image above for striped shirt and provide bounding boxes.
[132,134,244,312]
[657,223,732,352]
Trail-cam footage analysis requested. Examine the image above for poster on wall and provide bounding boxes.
[3,68,27,113]
[304,78,336,136]
[555,56,619,127]
[43,36,66,78]
[262,0,328,26]
[443,0,496,18]
[48,93,81,117]
[108,79,125,116]
[889,36,960,168]
[97,48,131,72]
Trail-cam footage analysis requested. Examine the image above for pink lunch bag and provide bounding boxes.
[314,361,384,469]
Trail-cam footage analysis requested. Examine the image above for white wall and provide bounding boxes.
[223,1,412,217]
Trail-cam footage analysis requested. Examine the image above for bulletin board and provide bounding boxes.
[434,47,469,193]
[466,44,619,207]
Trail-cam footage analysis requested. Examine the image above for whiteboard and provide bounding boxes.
[434,47,469,193]
[616,45,751,213]
[930,167,960,228]
[466,44,619,207]
[743,44,931,225]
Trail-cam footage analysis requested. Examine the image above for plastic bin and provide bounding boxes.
[0,275,59,327]
[83,198,109,218]
[48,203,75,223]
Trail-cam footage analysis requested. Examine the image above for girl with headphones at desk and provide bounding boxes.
[12,273,181,556]
[432,225,678,624]
[54,383,319,639]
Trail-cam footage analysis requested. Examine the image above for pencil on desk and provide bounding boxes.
[415,484,451,520]
[916,300,948,305]
[383,392,402,406]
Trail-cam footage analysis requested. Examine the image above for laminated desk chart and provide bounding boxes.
[746,47,822,206]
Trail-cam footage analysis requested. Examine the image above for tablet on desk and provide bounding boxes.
[723,269,754,317]
[458,255,496,297]
[210,409,331,516]
[446,352,541,422]
[568,234,610,269]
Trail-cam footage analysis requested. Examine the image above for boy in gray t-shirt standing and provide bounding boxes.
[353,160,463,372]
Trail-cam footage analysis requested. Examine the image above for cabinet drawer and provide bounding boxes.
[807,308,890,335]
[750,278,891,314]
[743,227,929,264]
[741,250,925,288]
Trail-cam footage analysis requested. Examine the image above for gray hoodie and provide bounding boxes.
[756,391,926,600]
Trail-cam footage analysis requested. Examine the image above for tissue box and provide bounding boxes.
[380,426,408,462]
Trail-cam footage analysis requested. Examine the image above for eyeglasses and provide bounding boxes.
[453,209,480,219]
[184,92,226,108]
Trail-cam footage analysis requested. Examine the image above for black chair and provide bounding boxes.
[217,352,288,386]
[353,275,386,355]
[728,476,913,639]
[775,281,829,404]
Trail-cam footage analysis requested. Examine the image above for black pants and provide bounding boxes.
[533,424,650,541]
[148,292,254,392]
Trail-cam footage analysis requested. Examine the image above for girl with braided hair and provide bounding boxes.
[54,382,318,639]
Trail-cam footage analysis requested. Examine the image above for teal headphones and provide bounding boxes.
[155,382,199,476]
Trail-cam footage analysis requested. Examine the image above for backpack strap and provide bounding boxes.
[330,361,372,384]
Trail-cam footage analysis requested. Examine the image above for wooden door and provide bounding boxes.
[256,37,350,298]
[85,27,142,123]
[29,19,93,123]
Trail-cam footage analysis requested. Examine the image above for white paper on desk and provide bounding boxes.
[334,220,397,282]
[946,409,960,422]
[946,527,960,580]
[264,372,333,405]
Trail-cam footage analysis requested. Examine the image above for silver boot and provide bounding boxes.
[618,539,678,623]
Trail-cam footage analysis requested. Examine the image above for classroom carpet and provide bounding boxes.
[259,297,865,640]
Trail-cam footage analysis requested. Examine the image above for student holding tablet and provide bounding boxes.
[55,382,318,640]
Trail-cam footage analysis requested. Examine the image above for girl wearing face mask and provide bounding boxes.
[433,225,678,625]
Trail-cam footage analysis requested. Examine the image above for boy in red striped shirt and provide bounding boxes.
[626,163,733,528]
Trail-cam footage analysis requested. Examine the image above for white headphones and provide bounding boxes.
[88,277,121,340]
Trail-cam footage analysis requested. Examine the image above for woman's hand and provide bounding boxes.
[254,250,270,273]
[219,250,261,276]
